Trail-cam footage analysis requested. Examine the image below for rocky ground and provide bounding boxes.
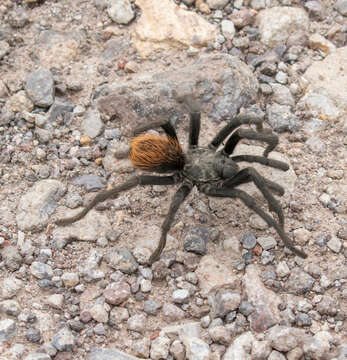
[0,0,346,359]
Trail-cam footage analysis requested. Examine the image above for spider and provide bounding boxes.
[56,96,307,263]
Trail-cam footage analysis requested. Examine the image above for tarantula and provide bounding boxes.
[56,97,307,263]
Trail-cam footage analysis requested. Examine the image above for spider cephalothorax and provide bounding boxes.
[57,97,307,263]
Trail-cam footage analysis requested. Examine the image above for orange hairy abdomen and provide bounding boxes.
[130,134,185,172]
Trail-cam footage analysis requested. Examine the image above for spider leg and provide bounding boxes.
[231,155,289,171]
[56,175,182,226]
[133,121,178,140]
[210,114,263,149]
[189,111,201,148]
[203,186,307,259]
[223,128,278,157]
[223,168,285,226]
[149,183,192,264]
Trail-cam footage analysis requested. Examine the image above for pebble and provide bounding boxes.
[335,0,347,16]
[150,336,171,360]
[144,300,161,315]
[127,314,147,333]
[172,289,190,304]
[8,8,29,28]
[327,236,342,253]
[61,272,79,287]
[209,289,241,318]
[276,261,290,278]
[241,232,257,249]
[26,328,42,343]
[90,304,109,323]
[162,303,185,322]
[51,327,75,352]
[183,337,211,360]
[0,319,16,341]
[266,104,301,132]
[221,20,235,40]
[82,109,104,139]
[73,174,106,192]
[257,236,277,250]
[107,0,135,24]
[104,248,138,274]
[30,262,53,280]
[25,69,54,108]
[183,226,209,255]
[170,340,185,360]
[286,268,315,295]
[23,354,51,360]
[45,294,64,309]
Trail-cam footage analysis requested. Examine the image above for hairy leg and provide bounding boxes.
[210,114,263,149]
[223,128,278,157]
[203,186,307,259]
[56,175,181,226]
[149,182,192,264]
[223,168,285,226]
[133,121,178,140]
[230,155,289,171]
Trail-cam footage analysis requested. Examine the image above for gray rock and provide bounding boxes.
[53,210,112,248]
[45,294,64,309]
[127,314,147,333]
[1,277,23,299]
[251,340,272,359]
[241,232,257,249]
[26,328,41,343]
[183,337,210,360]
[2,246,23,271]
[303,331,332,360]
[87,348,142,360]
[172,289,190,304]
[90,303,109,323]
[271,84,295,106]
[103,281,131,305]
[184,226,209,255]
[209,289,241,319]
[82,109,104,138]
[144,299,162,315]
[304,1,327,20]
[170,340,185,360]
[286,268,315,295]
[0,107,15,125]
[30,261,53,280]
[0,40,10,59]
[72,174,106,192]
[224,332,255,359]
[104,248,138,274]
[94,323,106,336]
[151,336,171,360]
[0,300,21,317]
[16,180,66,232]
[256,7,309,47]
[208,325,231,345]
[95,54,257,128]
[243,265,281,332]
[221,20,235,40]
[257,236,277,250]
[0,319,16,342]
[162,303,185,322]
[239,300,255,316]
[301,92,339,120]
[267,325,306,352]
[295,313,312,327]
[335,0,347,15]
[51,327,75,351]
[266,104,301,132]
[327,236,342,253]
[25,69,54,108]
[107,0,135,25]
[316,295,338,316]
